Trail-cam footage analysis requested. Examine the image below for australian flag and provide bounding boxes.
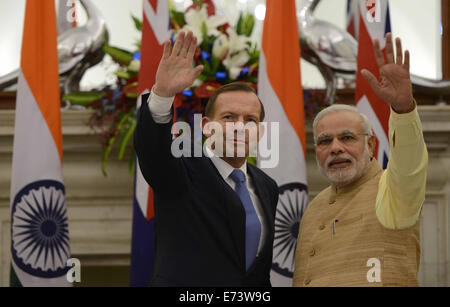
[130,0,169,286]
[354,0,392,169]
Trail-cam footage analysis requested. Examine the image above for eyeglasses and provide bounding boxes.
[315,131,370,148]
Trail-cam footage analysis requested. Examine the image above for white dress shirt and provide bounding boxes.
[147,89,267,254]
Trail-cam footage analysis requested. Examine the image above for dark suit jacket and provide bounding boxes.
[134,93,279,287]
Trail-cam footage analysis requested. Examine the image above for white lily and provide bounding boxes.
[180,4,227,45]
[226,27,251,54]
[212,34,229,59]
[223,50,250,80]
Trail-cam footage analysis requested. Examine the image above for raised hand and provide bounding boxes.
[153,31,204,97]
[361,33,414,114]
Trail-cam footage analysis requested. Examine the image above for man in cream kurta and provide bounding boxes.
[293,34,428,287]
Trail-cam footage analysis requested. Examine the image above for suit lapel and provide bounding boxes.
[247,164,275,250]
[202,158,246,270]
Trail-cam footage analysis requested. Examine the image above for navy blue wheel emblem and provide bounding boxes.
[272,182,308,278]
[11,180,70,278]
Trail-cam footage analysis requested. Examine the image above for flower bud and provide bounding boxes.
[128,59,140,72]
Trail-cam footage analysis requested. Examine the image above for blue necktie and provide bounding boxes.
[229,169,261,271]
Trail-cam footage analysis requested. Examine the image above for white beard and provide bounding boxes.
[317,145,372,188]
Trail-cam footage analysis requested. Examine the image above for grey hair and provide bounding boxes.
[312,104,373,143]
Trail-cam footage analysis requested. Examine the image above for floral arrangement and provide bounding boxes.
[168,0,260,126]
[63,0,260,175]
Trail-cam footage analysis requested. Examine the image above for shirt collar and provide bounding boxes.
[205,146,247,181]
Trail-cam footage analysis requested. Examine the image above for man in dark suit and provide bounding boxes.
[134,31,279,287]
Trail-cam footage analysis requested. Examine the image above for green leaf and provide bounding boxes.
[129,147,136,176]
[116,113,131,135]
[118,118,136,160]
[101,113,131,176]
[170,10,186,27]
[245,75,258,83]
[102,134,116,177]
[62,92,103,105]
[131,15,142,31]
[236,13,244,35]
[124,81,139,90]
[241,13,255,37]
[197,73,208,82]
[103,45,133,65]
[202,58,211,74]
[201,21,208,42]
[247,45,260,65]
[125,92,138,99]
[114,71,132,79]
[211,56,220,74]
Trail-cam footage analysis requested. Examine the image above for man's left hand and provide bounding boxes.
[361,33,414,114]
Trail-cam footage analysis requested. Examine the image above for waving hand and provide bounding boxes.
[153,31,204,97]
[361,33,414,114]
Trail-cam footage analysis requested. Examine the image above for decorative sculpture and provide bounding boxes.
[298,0,450,103]
[297,0,358,104]
[410,75,450,97]
[0,0,108,98]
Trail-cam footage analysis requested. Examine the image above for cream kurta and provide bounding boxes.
[293,106,428,287]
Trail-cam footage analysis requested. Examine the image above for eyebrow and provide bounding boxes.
[317,130,357,140]
[219,112,259,118]
[317,133,332,139]
[339,130,356,135]
[219,112,235,117]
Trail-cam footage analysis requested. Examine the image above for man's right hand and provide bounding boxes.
[153,31,204,98]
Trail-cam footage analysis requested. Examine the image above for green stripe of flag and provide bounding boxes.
[10,265,22,287]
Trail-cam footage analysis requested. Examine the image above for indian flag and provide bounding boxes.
[258,0,308,287]
[10,0,71,287]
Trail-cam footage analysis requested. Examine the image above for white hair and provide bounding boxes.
[312,104,373,142]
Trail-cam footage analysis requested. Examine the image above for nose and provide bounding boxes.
[329,137,344,155]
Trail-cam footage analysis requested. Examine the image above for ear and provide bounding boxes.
[367,135,376,158]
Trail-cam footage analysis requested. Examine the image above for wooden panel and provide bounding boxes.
[443,0,450,79]
[0,92,16,109]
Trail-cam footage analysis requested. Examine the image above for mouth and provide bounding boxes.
[328,159,352,169]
